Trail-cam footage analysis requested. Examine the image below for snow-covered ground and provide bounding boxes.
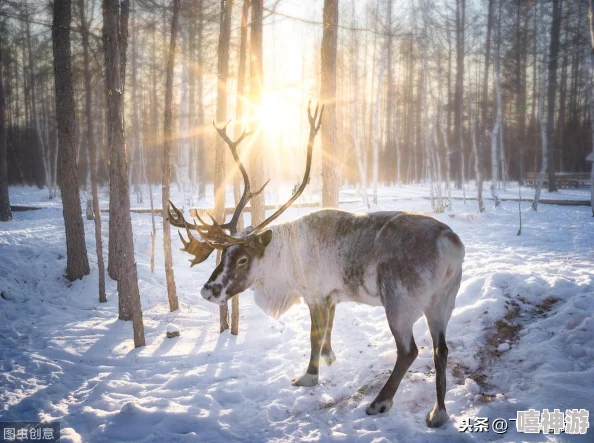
[1,184,593,443]
[8,180,591,211]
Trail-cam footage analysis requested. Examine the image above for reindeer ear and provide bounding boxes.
[257,230,273,248]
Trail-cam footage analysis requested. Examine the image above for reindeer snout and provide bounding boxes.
[201,283,222,302]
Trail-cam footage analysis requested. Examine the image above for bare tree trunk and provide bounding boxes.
[546,0,562,192]
[436,51,452,211]
[24,1,47,190]
[532,14,549,212]
[229,0,250,336]
[103,0,145,347]
[490,3,502,207]
[471,107,484,212]
[162,0,181,313]
[52,0,90,281]
[197,0,206,199]
[454,0,465,189]
[0,44,11,222]
[215,0,234,332]
[515,1,526,186]
[372,50,386,205]
[321,0,339,208]
[79,0,106,301]
[188,11,196,197]
[143,107,157,272]
[250,0,266,222]
[234,0,249,231]
[350,4,369,208]
[589,0,594,216]
[107,0,130,281]
[481,0,493,190]
[131,3,143,205]
[178,43,189,194]
[385,0,394,186]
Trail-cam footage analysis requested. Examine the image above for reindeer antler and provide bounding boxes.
[212,120,270,235]
[248,101,323,235]
[171,101,324,265]
[168,201,217,266]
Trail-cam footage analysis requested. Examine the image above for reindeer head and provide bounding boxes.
[168,102,323,305]
[200,227,272,303]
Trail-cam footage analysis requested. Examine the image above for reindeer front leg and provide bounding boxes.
[292,302,329,387]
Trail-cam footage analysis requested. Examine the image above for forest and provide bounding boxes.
[0,0,593,442]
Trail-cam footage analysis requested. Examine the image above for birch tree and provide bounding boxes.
[350,1,369,208]
[229,0,251,336]
[454,0,465,190]
[546,0,562,192]
[321,0,340,208]
[532,7,549,212]
[470,104,484,212]
[215,0,233,332]
[490,1,502,207]
[372,49,386,205]
[250,0,266,223]
[162,0,181,313]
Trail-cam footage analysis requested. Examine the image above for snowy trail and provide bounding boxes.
[1,187,593,442]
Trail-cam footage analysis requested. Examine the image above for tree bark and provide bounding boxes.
[546,0,562,192]
[103,0,145,347]
[0,43,12,221]
[532,2,549,212]
[515,0,527,185]
[250,0,266,223]
[229,0,251,336]
[188,9,197,194]
[532,47,549,211]
[163,0,181,313]
[372,50,386,205]
[584,0,594,217]
[79,0,106,301]
[24,2,47,190]
[490,2,502,207]
[454,0,465,189]
[215,0,234,332]
[52,0,90,281]
[107,0,130,280]
[385,0,394,186]
[197,0,206,199]
[480,0,493,191]
[471,108,484,212]
[321,0,339,208]
[350,3,369,208]
[131,4,143,204]
[0,44,11,222]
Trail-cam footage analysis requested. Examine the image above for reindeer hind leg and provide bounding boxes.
[366,286,420,415]
[424,269,461,427]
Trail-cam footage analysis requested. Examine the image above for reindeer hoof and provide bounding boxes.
[426,406,449,428]
[322,349,336,366]
[291,373,319,387]
[365,399,393,415]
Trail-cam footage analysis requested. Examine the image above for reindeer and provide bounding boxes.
[168,103,464,427]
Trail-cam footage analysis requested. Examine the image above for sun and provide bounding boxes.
[256,92,284,134]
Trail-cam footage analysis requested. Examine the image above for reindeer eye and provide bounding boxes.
[237,257,248,267]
